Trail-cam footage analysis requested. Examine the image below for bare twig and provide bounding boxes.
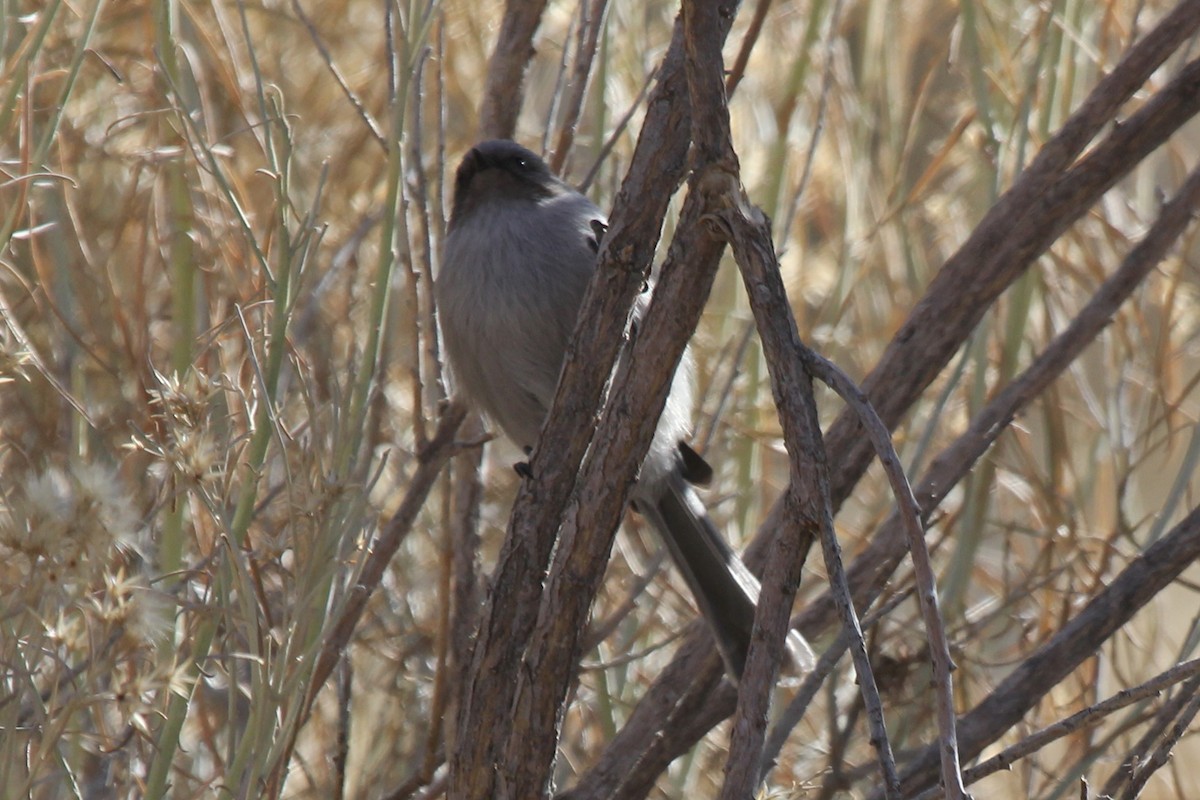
[1120,675,1200,800]
[760,591,913,783]
[558,631,728,799]
[802,352,965,798]
[577,66,658,192]
[695,319,755,452]
[549,0,610,174]
[290,0,386,149]
[888,504,1200,797]
[1100,668,1200,798]
[332,659,352,800]
[442,413,486,757]
[580,548,668,651]
[410,43,442,445]
[910,658,1200,798]
[777,0,844,250]
[711,203,899,799]
[724,0,772,95]
[304,401,467,713]
[403,45,435,450]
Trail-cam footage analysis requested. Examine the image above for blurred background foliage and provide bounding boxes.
[1,0,1198,797]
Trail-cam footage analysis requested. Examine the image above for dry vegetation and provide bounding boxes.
[2,0,1200,797]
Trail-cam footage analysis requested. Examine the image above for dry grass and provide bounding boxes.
[2,0,1199,797]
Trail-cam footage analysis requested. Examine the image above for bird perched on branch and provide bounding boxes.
[435,138,811,681]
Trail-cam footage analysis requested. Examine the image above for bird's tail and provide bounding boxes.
[638,472,814,681]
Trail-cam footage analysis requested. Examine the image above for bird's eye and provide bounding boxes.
[514,157,528,170]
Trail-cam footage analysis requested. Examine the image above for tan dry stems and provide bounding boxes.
[1,0,1198,798]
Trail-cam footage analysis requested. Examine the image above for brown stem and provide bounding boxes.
[479,0,551,140]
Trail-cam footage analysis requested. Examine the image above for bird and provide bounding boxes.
[435,138,811,681]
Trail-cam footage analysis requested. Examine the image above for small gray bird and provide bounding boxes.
[436,139,811,681]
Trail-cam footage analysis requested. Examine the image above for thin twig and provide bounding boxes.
[332,659,352,800]
[404,45,434,450]
[290,0,386,149]
[910,658,1200,799]
[1121,675,1200,800]
[1101,668,1200,798]
[711,203,900,799]
[443,413,486,758]
[887,504,1200,798]
[578,66,657,193]
[303,401,467,714]
[550,0,609,174]
[724,0,773,95]
[803,351,966,798]
[540,1,576,156]
[759,590,912,784]
[696,320,755,452]
[777,0,844,250]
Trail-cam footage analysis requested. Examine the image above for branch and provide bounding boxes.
[818,1,1200,514]
[796,160,1200,643]
[479,0,551,139]
[908,658,1200,798]
[450,14,702,799]
[306,401,467,706]
[549,0,609,174]
[1119,675,1200,800]
[710,203,899,798]
[723,0,772,95]
[889,504,1200,797]
[570,17,1200,784]
[442,415,486,756]
[803,352,965,798]
[760,591,913,783]
[558,632,727,800]
[1099,669,1200,798]
[497,1,746,791]
[671,1,842,796]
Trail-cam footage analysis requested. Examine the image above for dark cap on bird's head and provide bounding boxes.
[451,140,558,224]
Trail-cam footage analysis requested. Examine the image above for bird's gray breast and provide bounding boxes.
[438,193,603,449]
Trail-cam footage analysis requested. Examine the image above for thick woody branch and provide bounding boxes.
[569,11,1200,787]
[451,14,704,799]
[500,3,748,789]
[502,173,726,799]
[794,161,1200,640]
[676,1,825,798]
